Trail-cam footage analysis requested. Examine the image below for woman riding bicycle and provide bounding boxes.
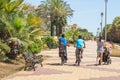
[59,34,68,64]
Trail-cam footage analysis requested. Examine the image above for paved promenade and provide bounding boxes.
[2,41,120,80]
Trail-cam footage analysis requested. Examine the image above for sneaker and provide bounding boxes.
[64,60,67,63]
[95,64,98,66]
[81,56,83,58]
[75,60,77,63]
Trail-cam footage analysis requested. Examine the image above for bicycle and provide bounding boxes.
[59,44,66,65]
[75,48,83,66]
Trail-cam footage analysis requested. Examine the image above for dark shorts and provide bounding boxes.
[75,48,83,58]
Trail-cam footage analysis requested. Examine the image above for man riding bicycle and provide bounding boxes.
[74,35,86,66]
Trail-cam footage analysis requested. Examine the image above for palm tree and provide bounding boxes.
[37,0,73,36]
[65,28,93,43]
[0,0,24,41]
[36,4,51,33]
[0,0,43,59]
[0,0,24,59]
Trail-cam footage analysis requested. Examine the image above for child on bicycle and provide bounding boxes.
[74,35,86,66]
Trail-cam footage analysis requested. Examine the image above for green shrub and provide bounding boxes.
[43,36,57,49]
[0,42,10,53]
[27,39,42,54]
[0,52,11,62]
[0,41,11,61]
[68,38,74,44]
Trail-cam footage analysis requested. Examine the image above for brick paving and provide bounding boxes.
[2,41,120,80]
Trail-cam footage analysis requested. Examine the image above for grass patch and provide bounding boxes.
[0,54,51,79]
[111,49,120,57]
[0,60,24,79]
[111,45,120,57]
[43,55,52,60]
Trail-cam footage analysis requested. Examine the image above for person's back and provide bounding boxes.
[97,41,103,50]
[74,35,85,66]
[96,36,104,65]
[97,40,104,52]
[59,37,67,46]
[76,39,84,49]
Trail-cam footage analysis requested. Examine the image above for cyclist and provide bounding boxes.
[74,35,85,66]
[59,34,68,63]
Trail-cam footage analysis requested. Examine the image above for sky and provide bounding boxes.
[24,0,120,35]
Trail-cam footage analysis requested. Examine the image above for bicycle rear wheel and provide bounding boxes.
[77,55,81,66]
[60,53,65,65]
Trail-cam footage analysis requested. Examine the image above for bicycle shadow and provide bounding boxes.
[47,63,77,66]
[86,64,98,66]
[46,63,62,66]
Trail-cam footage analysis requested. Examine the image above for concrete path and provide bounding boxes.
[2,41,120,80]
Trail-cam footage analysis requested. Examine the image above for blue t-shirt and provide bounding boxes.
[59,37,67,46]
[75,39,84,48]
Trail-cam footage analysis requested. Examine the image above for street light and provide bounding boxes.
[100,12,103,36]
[104,0,108,41]
[97,28,100,37]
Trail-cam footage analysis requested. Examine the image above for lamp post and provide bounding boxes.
[104,0,108,41]
[100,12,103,36]
[97,28,100,38]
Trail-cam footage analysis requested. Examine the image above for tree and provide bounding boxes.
[37,0,73,36]
[36,4,51,34]
[0,0,43,59]
[65,28,94,43]
[102,24,112,40]
[102,16,120,43]
[0,0,24,42]
[0,0,25,59]
[111,16,120,42]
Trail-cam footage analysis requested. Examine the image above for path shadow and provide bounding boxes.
[24,66,38,71]
[65,63,76,66]
[47,63,62,66]
[86,64,98,66]
[47,63,78,66]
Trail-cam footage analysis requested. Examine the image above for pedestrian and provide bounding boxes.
[74,35,86,65]
[59,34,68,62]
[96,36,104,65]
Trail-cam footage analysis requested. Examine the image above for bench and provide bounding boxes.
[23,52,43,71]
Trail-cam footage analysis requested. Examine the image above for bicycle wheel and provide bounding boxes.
[60,53,65,65]
[77,54,81,66]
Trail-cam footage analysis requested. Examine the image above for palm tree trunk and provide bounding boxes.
[59,25,62,36]
[56,25,59,36]
[51,22,54,36]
